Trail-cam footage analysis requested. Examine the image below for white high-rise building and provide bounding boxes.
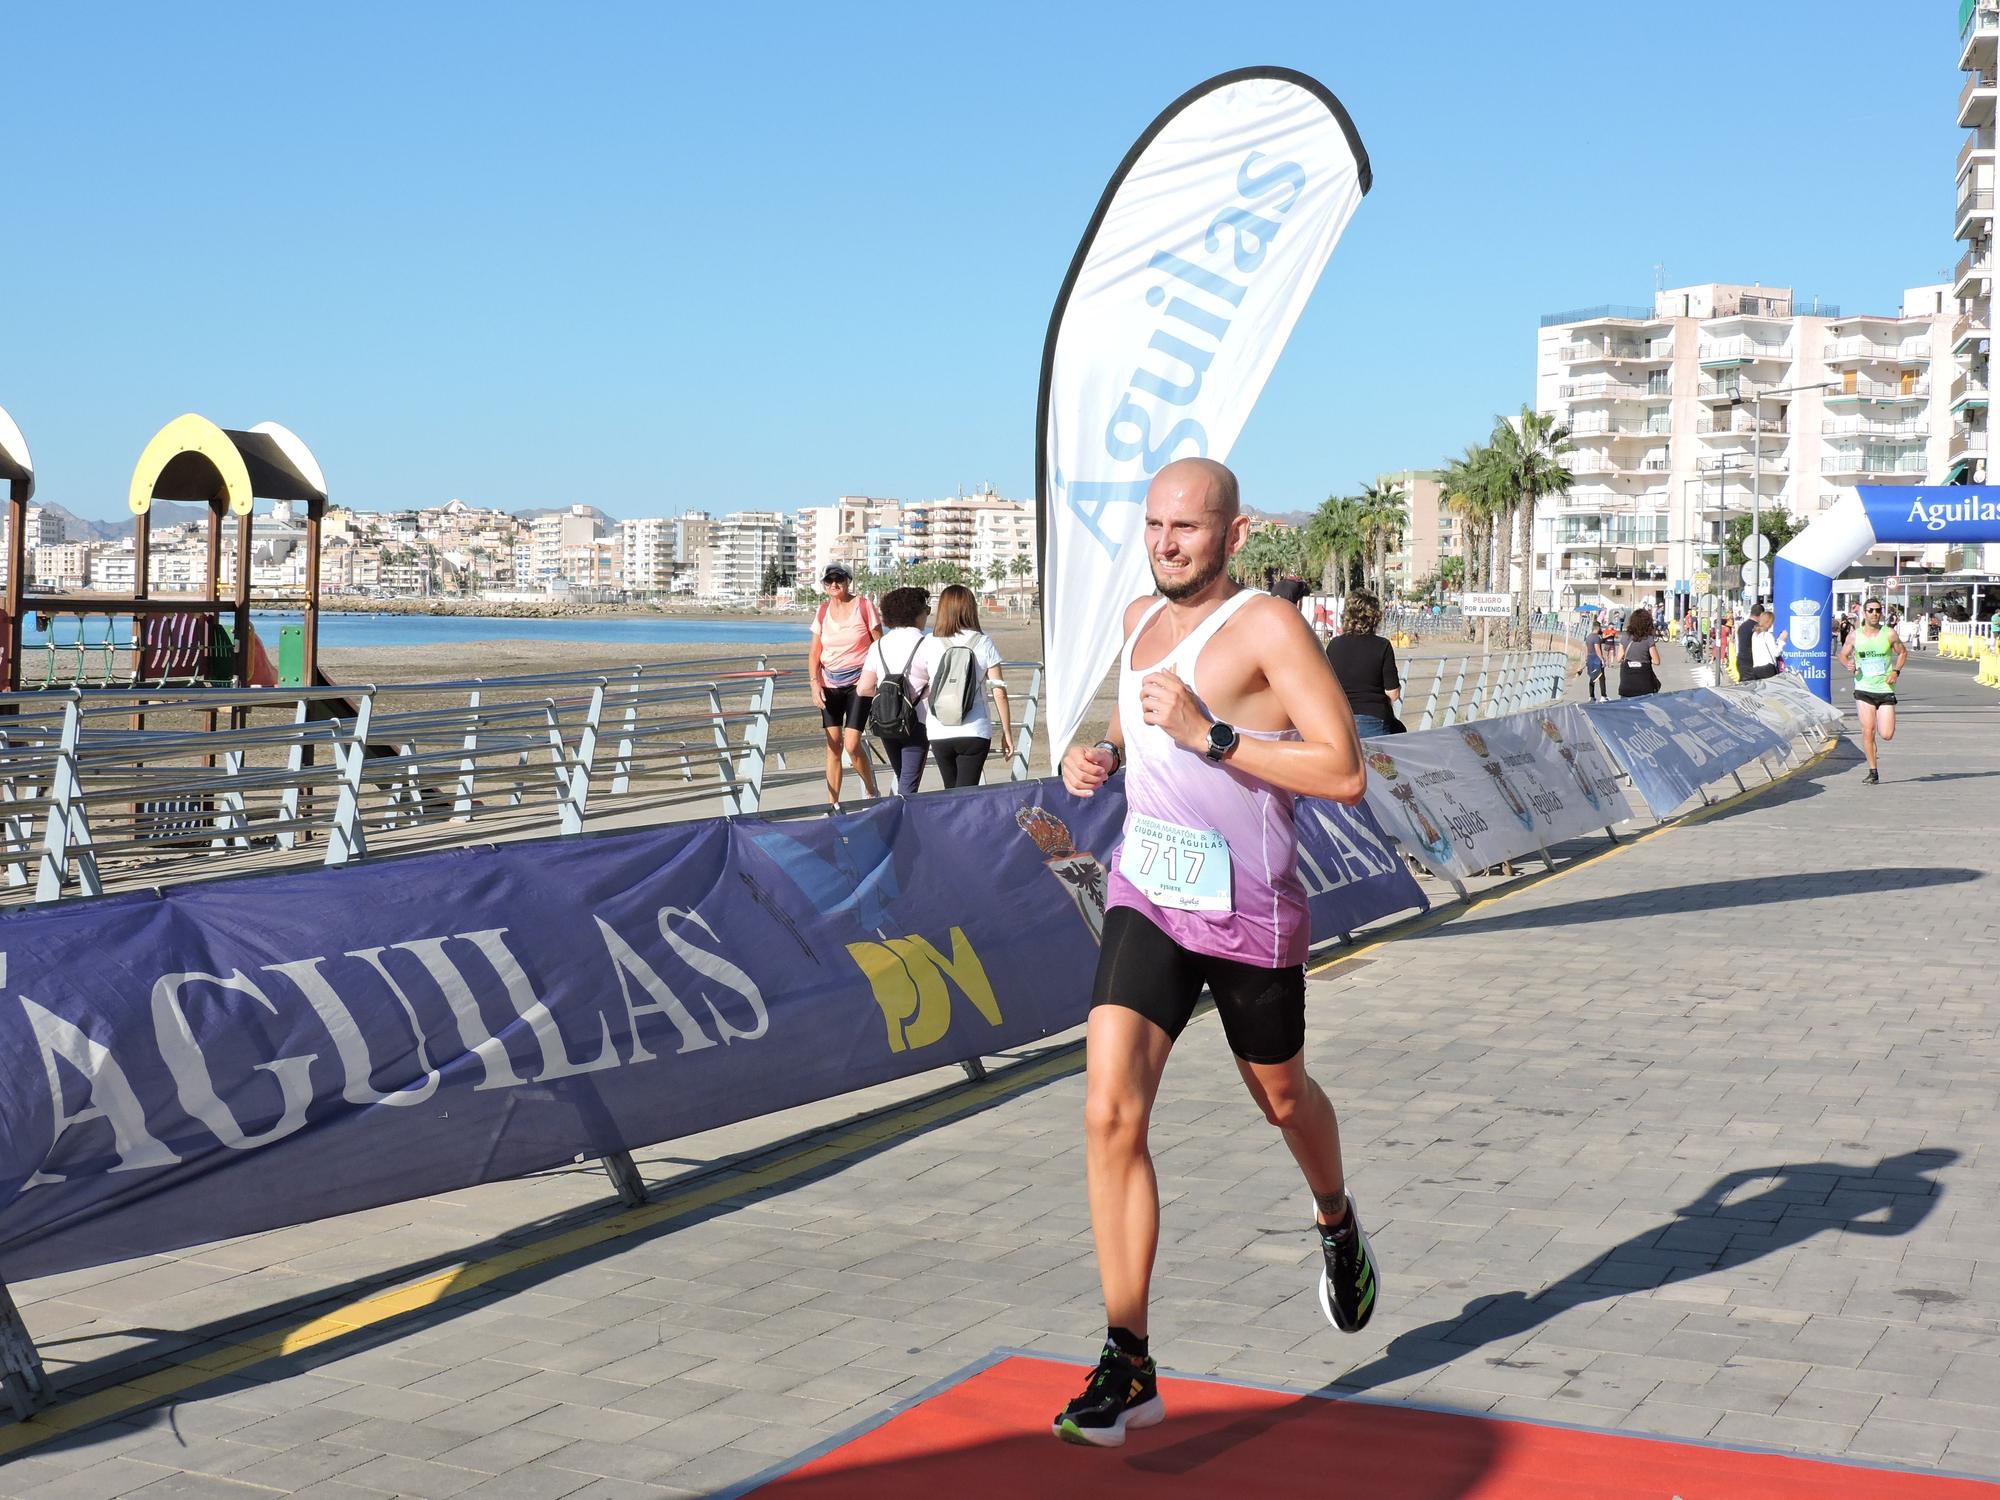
[1535,282,1951,614]
[1953,4,1995,490]
[618,517,675,595]
[695,511,795,599]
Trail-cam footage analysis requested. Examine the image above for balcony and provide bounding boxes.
[1824,378,1931,403]
[1555,340,1672,365]
[1697,337,1788,366]
[1951,420,1989,465]
[1538,304,1661,329]
[1697,379,1746,402]
[1953,366,1992,409]
[1696,454,1788,475]
[1567,416,1671,439]
[1956,246,1993,297]
[1955,308,1991,352]
[1558,379,1665,403]
[1821,337,1929,366]
[1822,450,1928,477]
[1960,69,1997,128]
[1956,189,1995,238]
[1695,413,1786,437]
[1961,128,1997,178]
[1822,417,1929,438]
[1962,3,1999,72]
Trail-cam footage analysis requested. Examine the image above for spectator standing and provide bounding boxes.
[1323,590,1401,736]
[1737,604,1785,681]
[1618,608,1663,697]
[1579,623,1610,701]
[917,584,1014,788]
[858,586,932,795]
[807,564,881,809]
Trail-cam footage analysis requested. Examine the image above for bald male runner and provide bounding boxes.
[1051,457,1379,1447]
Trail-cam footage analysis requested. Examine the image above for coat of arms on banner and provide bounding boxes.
[1537,716,1601,811]
[1017,805,1107,942]
[1460,727,1534,831]
[1789,597,1822,652]
[1365,750,1453,864]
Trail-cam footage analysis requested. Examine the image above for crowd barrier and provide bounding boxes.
[0,668,1839,1417]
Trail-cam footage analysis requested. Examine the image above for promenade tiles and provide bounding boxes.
[3,653,1997,1497]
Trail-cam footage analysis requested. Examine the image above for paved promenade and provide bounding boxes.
[4,655,1996,1497]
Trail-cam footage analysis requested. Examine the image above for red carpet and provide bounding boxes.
[743,1355,1998,1498]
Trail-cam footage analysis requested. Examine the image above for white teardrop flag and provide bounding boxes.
[1037,67,1370,768]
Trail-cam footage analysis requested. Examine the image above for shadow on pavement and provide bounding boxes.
[1123,1148,1958,1476]
[1419,866,1977,937]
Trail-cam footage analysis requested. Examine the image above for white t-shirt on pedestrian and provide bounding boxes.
[860,627,931,724]
[913,630,1005,742]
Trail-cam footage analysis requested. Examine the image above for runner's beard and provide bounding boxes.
[1153,551,1225,602]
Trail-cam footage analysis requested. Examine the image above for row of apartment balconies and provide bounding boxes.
[1963,3,1998,74]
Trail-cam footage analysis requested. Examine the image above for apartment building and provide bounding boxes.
[529,505,601,588]
[1535,282,1951,614]
[1377,469,1450,593]
[1956,3,1996,487]
[796,496,903,581]
[32,543,90,589]
[898,489,1033,573]
[694,511,795,600]
[619,516,676,595]
[970,502,1037,589]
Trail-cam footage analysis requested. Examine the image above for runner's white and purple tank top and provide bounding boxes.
[1105,589,1309,968]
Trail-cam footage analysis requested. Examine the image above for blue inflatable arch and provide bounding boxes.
[1774,484,2000,700]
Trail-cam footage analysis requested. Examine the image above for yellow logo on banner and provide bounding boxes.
[846,927,1002,1053]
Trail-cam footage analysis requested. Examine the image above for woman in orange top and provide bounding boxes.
[807,563,882,809]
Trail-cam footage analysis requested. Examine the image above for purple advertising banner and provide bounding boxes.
[0,778,1421,1280]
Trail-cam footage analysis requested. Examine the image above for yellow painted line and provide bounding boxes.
[1,734,1834,1456]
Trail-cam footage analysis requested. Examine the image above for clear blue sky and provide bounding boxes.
[6,2,1961,522]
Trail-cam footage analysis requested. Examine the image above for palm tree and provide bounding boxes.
[1488,406,1575,645]
[1304,496,1367,600]
[1440,445,1497,600]
[1357,480,1408,597]
[1008,552,1034,611]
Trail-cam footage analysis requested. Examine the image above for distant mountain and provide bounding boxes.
[1246,507,1314,528]
[40,502,131,541]
[509,505,619,525]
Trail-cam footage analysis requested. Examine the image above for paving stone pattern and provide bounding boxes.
[4,654,1996,1496]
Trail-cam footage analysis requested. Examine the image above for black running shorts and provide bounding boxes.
[1090,905,1306,1066]
[819,685,871,730]
[1854,690,1898,707]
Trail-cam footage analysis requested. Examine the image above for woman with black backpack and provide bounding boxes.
[857,587,933,795]
[1618,607,1664,697]
[916,585,1013,788]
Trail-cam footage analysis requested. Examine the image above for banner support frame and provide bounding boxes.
[0,1276,49,1418]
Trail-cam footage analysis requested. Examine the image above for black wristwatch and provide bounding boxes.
[1204,720,1239,763]
[1091,739,1123,769]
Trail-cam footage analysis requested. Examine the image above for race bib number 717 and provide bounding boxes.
[1120,813,1233,913]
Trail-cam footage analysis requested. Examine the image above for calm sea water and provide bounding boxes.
[21,611,812,650]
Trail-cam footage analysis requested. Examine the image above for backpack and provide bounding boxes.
[926,636,985,727]
[866,633,925,740]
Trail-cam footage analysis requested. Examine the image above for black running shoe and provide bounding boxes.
[1051,1344,1164,1447]
[1316,1195,1381,1333]
[1864,769,1880,784]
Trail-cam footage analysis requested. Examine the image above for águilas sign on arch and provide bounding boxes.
[1036,67,1371,768]
[1773,484,2000,700]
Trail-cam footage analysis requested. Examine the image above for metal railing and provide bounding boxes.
[1821,338,1929,363]
[1698,338,1789,363]
[1399,651,1571,732]
[0,652,1052,906]
[1822,417,1929,437]
[1558,379,1660,402]
[1540,304,1658,328]
[1956,190,1994,227]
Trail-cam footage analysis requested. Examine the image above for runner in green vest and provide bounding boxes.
[1837,599,1907,784]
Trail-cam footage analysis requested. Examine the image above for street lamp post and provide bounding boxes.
[1737,379,1837,607]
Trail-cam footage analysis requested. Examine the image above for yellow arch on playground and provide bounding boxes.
[127,412,255,517]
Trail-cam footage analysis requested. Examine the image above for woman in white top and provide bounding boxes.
[856,586,933,795]
[915,584,1013,788]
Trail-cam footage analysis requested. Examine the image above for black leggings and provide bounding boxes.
[931,737,992,788]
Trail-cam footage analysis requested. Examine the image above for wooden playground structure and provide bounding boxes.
[1,408,329,695]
